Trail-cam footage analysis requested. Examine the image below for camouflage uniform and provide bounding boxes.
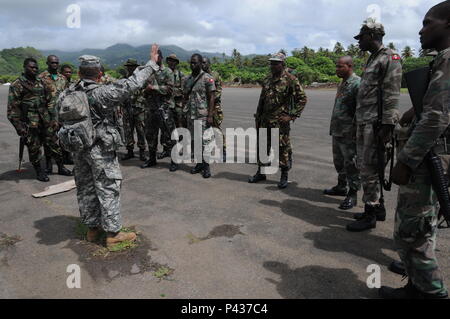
[255,70,307,170]
[63,56,159,233]
[7,74,63,166]
[393,47,450,295]
[184,71,216,160]
[122,86,146,152]
[143,65,176,154]
[172,68,186,128]
[330,73,361,193]
[39,70,68,165]
[356,45,402,205]
[209,70,226,151]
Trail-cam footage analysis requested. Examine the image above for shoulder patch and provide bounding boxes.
[208,78,214,83]
[392,54,401,61]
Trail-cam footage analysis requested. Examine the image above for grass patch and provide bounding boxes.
[73,218,139,254]
[153,266,173,280]
[0,233,22,249]
[108,240,137,252]
[186,233,202,244]
[400,88,409,94]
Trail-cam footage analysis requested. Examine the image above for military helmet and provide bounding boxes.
[79,55,101,68]
[268,52,286,62]
[354,18,385,40]
[124,58,139,67]
[166,54,180,64]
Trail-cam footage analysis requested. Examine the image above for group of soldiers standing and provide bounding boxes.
[117,52,225,178]
[5,0,450,299]
[322,1,450,299]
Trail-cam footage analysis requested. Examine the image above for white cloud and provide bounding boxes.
[0,0,444,55]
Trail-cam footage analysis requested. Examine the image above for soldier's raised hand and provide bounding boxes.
[150,44,160,63]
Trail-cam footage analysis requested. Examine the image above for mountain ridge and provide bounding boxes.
[41,43,228,68]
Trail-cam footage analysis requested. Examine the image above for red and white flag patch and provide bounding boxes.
[392,54,401,61]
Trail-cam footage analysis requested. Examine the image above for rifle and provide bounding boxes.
[404,66,450,228]
[374,65,395,206]
[18,135,26,172]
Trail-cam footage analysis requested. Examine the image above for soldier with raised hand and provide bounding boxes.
[7,58,71,182]
[202,57,226,160]
[346,19,402,232]
[140,50,176,170]
[59,44,161,248]
[248,52,307,189]
[39,55,71,174]
[324,56,361,210]
[379,0,450,299]
[120,59,147,161]
[184,53,216,178]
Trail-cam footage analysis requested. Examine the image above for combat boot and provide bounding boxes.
[106,231,137,249]
[202,162,211,179]
[339,190,357,210]
[169,160,179,172]
[121,148,135,161]
[157,150,171,160]
[248,168,267,183]
[388,261,407,276]
[86,227,101,243]
[56,161,73,176]
[190,163,204,174]
[141,151,157,168]
[45,156,53,174]
[379,281,448,299]
[33,164,50,182]
[346,205,376,232]
[323,183,347,196]
[353,203,386,221]
[278,169,289,189]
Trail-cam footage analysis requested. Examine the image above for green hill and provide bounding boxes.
[41,43,227,69]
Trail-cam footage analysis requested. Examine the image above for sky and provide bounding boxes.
[0,0,443,55]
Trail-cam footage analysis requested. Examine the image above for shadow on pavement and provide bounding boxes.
[260,198,396,266]
[0,164,36,183]
[263,261,375,299]
[266,182,343,205]
[213,171,278,185]
[34,215,169,283]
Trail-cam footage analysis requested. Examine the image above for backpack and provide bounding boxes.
[57,82,97,153]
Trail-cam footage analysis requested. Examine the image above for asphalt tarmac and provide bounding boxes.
[0,85,449,299]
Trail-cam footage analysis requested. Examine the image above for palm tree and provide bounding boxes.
[333,42,345,55]
[346,44,360,57]
[401,46,414,59]
[387,42,397,51]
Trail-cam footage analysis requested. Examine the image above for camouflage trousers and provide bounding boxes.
[212,104,226,151]
[257,120,292,170]
[144,107,177,153]
[72,145,122,233]
[174,98,187,128]
[123,107,146,151]
[332,136,361,192]
[356,123,380,205]
[394,169,447,295]
[187,117,215,163]
[27,122,63,166]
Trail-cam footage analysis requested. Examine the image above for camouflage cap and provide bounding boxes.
[269,52,286,62]
[78,55,101,68]
[124,58,139,67]
[166,54,180,63]
[354,18,385,40]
